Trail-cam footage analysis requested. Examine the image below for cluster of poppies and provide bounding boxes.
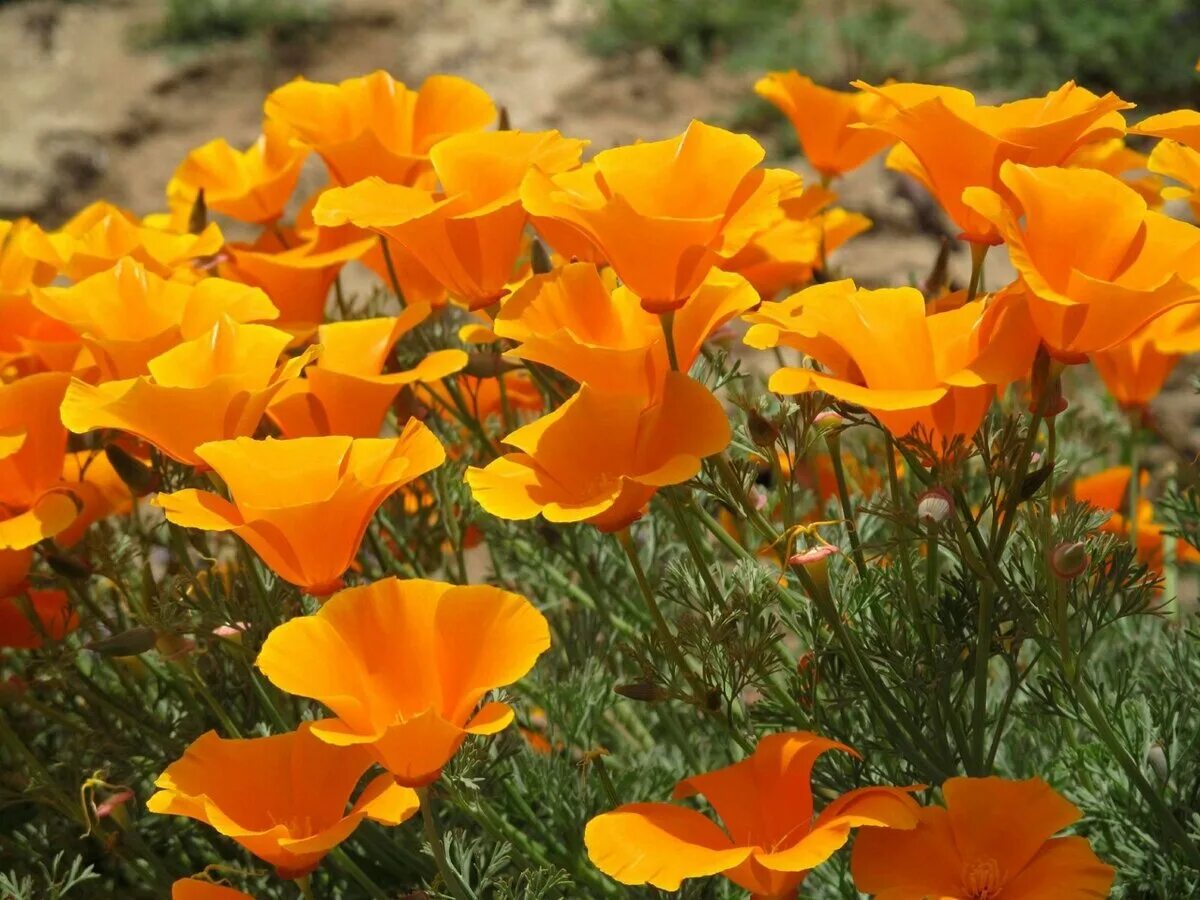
[4,64,1199,898]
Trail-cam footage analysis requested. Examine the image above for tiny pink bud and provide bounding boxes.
[95,789,133,819]
[750,486,768,511]
[916,487,954,528]
[789,544,839,566]
[814,411,843,428]
[1050,541,1089,579]
[212,622,249,639]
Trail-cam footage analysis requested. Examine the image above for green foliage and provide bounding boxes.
[151,0,329,47]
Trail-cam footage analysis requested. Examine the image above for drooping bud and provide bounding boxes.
[86,627,158,657]
[45,552,93,580]
[104,444,159,496]
[530,237,553,275]
[746,410,779,449]
[1147,741,1170,784]
[789,544,838,567]
[1050,541,1089,580]
[614,681,670,703]
[188,187,207,235]
[916,486,954,529]
[813,411,843,430]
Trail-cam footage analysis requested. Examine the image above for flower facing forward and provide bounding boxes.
[855,81,1131,243]
[1091,304,1200,409]
[169,120,309,224]
[314,130,587,309]
[60,318,317,465]
[586,731,918,896]
[755,71,895,179]
[744,280,1037,446]
[466,371,731,531]
[851,776,1114,899]
[265,71,496,186]
[494,263,757,396]
[521,120,796,312]
[154,427,444,594]
[257,577,550,785]
[148,724,419,879]
[965,163,1200,356]
[269,305,467,437]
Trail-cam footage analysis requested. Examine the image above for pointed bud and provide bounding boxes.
[746,410,779,448]
[1050,541,1089,580]
[916,487,953,529]
[463,351,518,379]
[104,444,158,496]
[45,552,93,580]
[614,681,670,703]
[1147,741,1170,783]
[530,237,553,275]
[188,187,207,235]
[497,105,511,132]
[86,627,158,657]
[789,544,838,566]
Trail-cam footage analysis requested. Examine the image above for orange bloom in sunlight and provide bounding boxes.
[1092,305,1200,409]
[0,219,56,294]
[755,71,895,178]
[172,880,252,900]
[0,589,77,649]
[586,731,918,896]
[0,549,31,596]
[154,426,444,594]
[466,372,731,531]
[0,372,71,510]
[60,318,316,465]
[852,776,1114,899]
[745,280,1037,446]
[494,263,757,396]
[257,576,550,786]
[19,201,224,281]
[1145,138,1200,221]
[148,724,419,879]
[169,120,309,224]
[269,306,467,438]
[855,81,1131,243]
[1130,108,1200,149]
[1066,138,1164,208]
[314,130,587,310]
[522,120,797,312]
[264,71,495,186]
[0,291,81,377]
[34,259,279,380]
[1075,466,1199,575]
[965,163,1200,356]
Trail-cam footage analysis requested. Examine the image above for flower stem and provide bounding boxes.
[970,577,995,775]
[296,875,316,900]
[660,311,680,371]
[826,432,867,576]
[965,241,988,303]
[378,236,408,308]
[417,786,470,900]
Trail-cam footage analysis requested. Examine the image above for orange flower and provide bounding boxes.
[0,372,72,510]
[55,450,134,546]
[855,81,1131,243]
[154,426,444,594]
[19,201,224,281]
[1131,108,1200,148]
[172,880,252,900]
[1066,138,1164,208]
[314,130,587,310]
[745,280,1037,446]
[148,724,418,879]
[755,71,895,179]
[264,71,495,187]
[60,318,317,465]
[257,576,550,785]
[851,776,1114,899]
[0,548,32,596]
[1092,305,1200,409]
[586,731,918,896]
[0,219,56,294]
[34,259,279,380]
[0,292,81,376]
[522,120,797,312]
[1143,137,1200,222]
[466,372,731,531]
[269,306,467,438]
[494,263,757,396]
[964,163,1200,356]
[0,589,77,649]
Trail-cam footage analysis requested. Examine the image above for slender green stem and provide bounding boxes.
[330,849,388,900]
[296,875,316,900]
[378,236,408,308]
[660,311,680,371]
[970,578,995,775]
[1128,414,1141,547]
[965,241,988,303]
[417,787,470,900]
[826,433,867,576]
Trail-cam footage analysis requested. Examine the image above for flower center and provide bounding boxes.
[962,858,1004,899]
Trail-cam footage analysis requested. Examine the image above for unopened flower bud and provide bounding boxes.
[813,411,843,430]
[1147,741,1170,783]
[614,681,670,703]
[86,627,158,657]
[1050,541,1089,580]
[916,487,953,529]
[789,544,838,566]
[463,351,518,379]
[530,237,553,275]
[746,410,779,448]
[104,444,158,496]
[46,552,93,580]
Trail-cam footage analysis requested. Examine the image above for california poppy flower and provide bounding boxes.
[1145,138,1200,221]
[0,291,81,376]
[521,120,796,312]
[851,776,1114,899]
[586,731,918,896]
[964,163,1200,356]
[154,426,444,594]
[495,263,757,396]
[0,589,77,649]
[314,130,587,310]
[60,318,316,465]
[55,450,134,546]
[745,280,1038,446]
[1131,108,1200,149]
[0,372,72,510]
[34,259,279,380]
[1091,305,1200,409]
[0,548,31,597]
[466,372,731,531]
[755,71,895,179]
[1066,138,1164,208]
[855,81,1132,243]
[169,121,309,224]
[172,880,252,900]
[264,71,495,187]
[257,576,550,785]
[0,218,56,294]
[148,724,419,879]
[269,306,467,438]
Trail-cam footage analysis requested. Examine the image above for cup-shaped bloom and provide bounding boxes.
[257,577,550,786]
[521,120,793,312]
[148,724,419,879]
[755,71,895,178]
[314,130,587,310]
[466,372,731,531]
[0,372,71,510]
[264,71,495,186]
[60,318,316,465]
[586,731,918,896]
[1092,305,1200,409]
[964,163,1200,356]
[0,589,77,649]
[852,776,1114,899]
[494,263,757,396]
[269,306,467,437]
[855,81,1131,243]
[745,280,1037,446]
[169,120,309,224]
[34,259,279,379]
[154,427,444,594]
[19,201,224,281]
